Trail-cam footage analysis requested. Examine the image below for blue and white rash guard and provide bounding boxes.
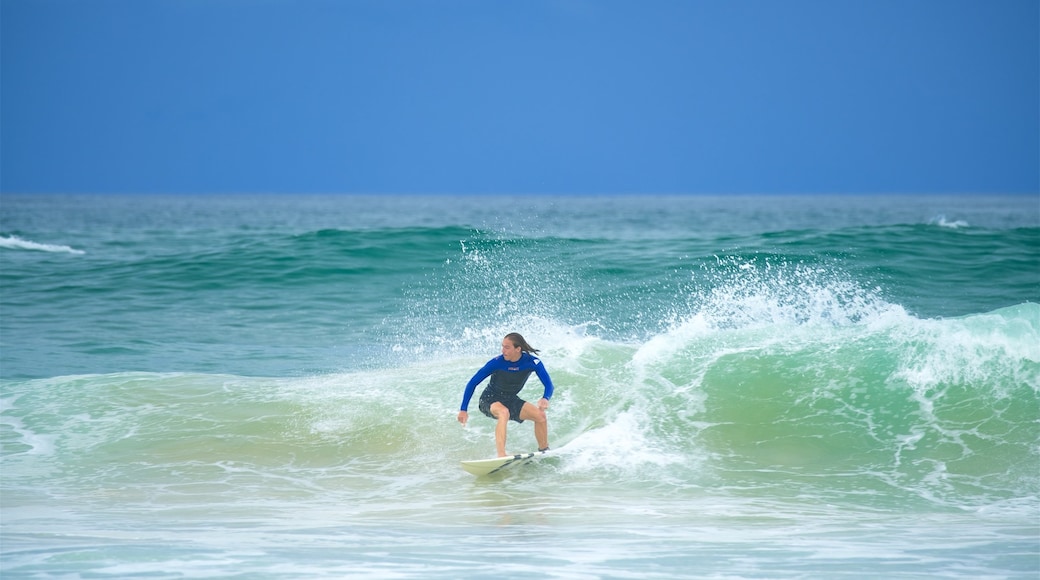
[459,352,554,411]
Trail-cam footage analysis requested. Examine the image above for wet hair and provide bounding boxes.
[505,332,540,355]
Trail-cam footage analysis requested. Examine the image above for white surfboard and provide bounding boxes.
[460,450,548,476]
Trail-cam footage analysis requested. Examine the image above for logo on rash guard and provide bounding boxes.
[508,366,519,371]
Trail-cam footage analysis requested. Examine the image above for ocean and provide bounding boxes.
[1,193,1038,578]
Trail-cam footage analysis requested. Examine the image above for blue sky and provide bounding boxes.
[2,0,1037,194]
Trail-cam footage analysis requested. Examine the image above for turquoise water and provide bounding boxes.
[2,193,1038,578]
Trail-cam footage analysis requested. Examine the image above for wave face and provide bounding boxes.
[1,193,1038,578]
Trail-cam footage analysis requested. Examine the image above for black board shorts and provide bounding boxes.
[478,388,527,423]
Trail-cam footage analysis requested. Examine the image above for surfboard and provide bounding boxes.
[460,450,548,476]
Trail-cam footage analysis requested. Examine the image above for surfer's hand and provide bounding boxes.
[457,411,468,426]
[538,398,549,411]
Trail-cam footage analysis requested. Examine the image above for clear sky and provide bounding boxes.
[1,0,1037,195]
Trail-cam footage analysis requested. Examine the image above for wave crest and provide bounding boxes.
[0,235,84,254]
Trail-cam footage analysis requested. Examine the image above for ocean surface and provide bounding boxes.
[1,193,1038,579]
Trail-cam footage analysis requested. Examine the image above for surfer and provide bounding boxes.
[457,333,554,457]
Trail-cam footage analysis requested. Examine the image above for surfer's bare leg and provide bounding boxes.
[520,401,548,452]
[489,402,510,457]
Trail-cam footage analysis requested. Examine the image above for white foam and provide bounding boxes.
[682,256,902,336]
[893,306,1040,397]
[633,313,713,367]
[930,215,970,229]
[0,397,57,455]
[0,234,85,254]
[559,409,683,473]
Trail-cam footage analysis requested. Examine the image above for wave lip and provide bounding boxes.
[0,235,85,254]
